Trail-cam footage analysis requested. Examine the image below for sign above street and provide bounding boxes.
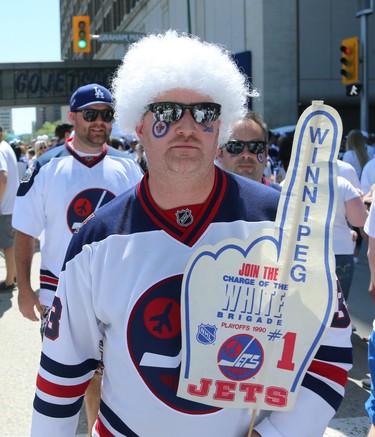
[346,83,362,96]
[92,32,146,44]
[0,60,121,107]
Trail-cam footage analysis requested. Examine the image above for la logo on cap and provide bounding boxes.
[93,86,105,99]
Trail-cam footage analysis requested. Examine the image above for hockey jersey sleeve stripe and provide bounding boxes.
[40,269,59,291]
[307,360,348,387]
[41,352,99,378]
[302,372,343,411]
[33,394,83,418]
[37,374,91,398]
[98,400,139,436]
[314,345,352,364]
[40,282,58,292]
[40,275,59,286]
[40,268,59,279]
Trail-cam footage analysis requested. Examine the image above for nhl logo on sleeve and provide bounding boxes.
[20,166,35,183]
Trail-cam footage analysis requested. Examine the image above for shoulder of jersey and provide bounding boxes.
[64,187,138,267]
[106,147,145,175]
[227,171,280,199]
[38,145,70,167]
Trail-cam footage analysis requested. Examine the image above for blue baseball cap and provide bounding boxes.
[70,83,113,111]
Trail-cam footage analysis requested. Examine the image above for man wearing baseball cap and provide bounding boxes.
[12,83,143,436]
[70,83,113,112]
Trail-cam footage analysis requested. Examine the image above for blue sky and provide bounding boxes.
[0,0,61,134]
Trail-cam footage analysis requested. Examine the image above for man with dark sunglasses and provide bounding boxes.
[217,111,280,191]
[12,83,143,437]
[30,32,351,437]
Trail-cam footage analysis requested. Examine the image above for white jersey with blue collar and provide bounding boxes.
[12,141,143,307]
[31,168,352,437]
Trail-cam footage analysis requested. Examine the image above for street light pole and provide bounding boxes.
[356,0,373,133]
[187,0,192,34]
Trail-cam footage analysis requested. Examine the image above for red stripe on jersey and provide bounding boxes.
[308,360,348,387]
[95,417,115,436]
[138,166,227,246]
[40,275,59,285]
[65,141,108,168]
[37,374,90,398]
[188,167,227,246]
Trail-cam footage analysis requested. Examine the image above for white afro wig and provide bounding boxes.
[111,30,250,146]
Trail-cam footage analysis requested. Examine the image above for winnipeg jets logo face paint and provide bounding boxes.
[152,120,169,138]
[203,124,214,133]
[257,152,265,163]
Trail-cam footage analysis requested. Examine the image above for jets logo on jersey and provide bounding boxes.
[128,275,219,414]
[218,334,264,380]
[144,297,180,339]
[67,188,115,233]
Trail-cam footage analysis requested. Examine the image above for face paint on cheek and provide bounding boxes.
[152,120,170,138]
[257,152,265,163]
[202,124,214,133]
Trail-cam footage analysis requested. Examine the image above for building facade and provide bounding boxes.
[60,0,375,133]
[35,106,62,131]
[0,109,12,133]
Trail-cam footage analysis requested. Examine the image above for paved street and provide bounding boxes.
[0,243,374,437]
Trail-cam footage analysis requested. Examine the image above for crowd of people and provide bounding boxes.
[7,124,148,176]
[0,29,374,436]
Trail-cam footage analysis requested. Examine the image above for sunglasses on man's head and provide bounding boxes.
[224,140,267,155]
[75,109,114,123]
[145,102,221,125]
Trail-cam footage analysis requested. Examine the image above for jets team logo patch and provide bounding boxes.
[217,334,264,380]
[144,297,180,339]
[67,188,115,233]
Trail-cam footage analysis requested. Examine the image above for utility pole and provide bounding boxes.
[356,0,373,133]
[187,0,192,34]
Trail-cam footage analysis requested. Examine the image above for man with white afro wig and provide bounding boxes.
[29,30,282,437]
[112,30,249,146]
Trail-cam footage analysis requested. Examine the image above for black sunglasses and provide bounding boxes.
[224,140,267,155]
[145,102,221,125]
[75,109,114,123]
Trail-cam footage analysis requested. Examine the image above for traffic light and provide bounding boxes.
[72,16,91,53]
[340,37,359,85]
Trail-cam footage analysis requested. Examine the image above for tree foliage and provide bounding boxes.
[35,120,62,138]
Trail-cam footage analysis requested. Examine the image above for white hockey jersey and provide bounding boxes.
[12,141,143,306]
[31,168,352,437]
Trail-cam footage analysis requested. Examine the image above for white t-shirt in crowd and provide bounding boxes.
[342,146,374,180]
[361,158,375,194]
[333,176,360,255]
[337,159,361,190]
[365,200,375,238]
[0,140,19,214]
